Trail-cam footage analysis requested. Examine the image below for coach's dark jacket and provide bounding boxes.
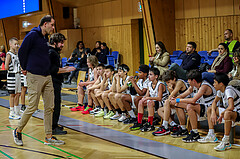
[18,26,50,76]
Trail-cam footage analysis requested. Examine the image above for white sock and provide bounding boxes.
[170,121,177,126]
[10,107,14,115]
[208,129,214,135]
[162,120,169,129]
[14,105,21,115]
[180,125,186,130]
[223,135,229,142]
[128,110,136,118]
[192,129,198,133]
[115,111,119,116]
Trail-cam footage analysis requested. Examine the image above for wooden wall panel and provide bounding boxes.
[175,0,184,19]
[81,24,135,75]
[112,0,122,25]
[175,15,240,52]
[3,17,19,48]
[184,0,199,18]
[216,0,234,16]
[60,29,82,58]
[78,0,143,27]
[102,2,113,26]
[75,0,143,75]
[122,0,133,24]
[199,0,215,17]
[234,0,240,15]
[132,0,142,19]
[83,27,101,49]
[131,19,140,73]
[51,0,74,31]
[0,20,7,50]
[94,3,103,26]
[149,0,176,54]
[86,5,95,27]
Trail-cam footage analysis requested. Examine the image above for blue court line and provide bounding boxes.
[0,98,220,159]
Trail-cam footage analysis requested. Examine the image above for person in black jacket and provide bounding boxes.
[91,41,101,55]
[49,33,75,135]
[169,42,201,80]
[95,42,109,64]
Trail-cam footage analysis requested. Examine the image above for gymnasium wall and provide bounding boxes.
[175,0,240,51]
[77,0,142,75]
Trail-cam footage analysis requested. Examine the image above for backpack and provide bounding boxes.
[199,63,210,73]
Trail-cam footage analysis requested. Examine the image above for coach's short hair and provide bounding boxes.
[40,15,53,26]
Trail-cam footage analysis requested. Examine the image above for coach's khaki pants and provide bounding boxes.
[18,72,54,135]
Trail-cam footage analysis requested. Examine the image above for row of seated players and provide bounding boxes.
[70,62,240,152]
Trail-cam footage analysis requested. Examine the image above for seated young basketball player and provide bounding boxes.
[170,69,217,142]
[152,70,189,136]
[119,64,150,124]
[200,73,240,151]
[82,63,105,114]
[70,55,98,112]
[130,67,168,131]
[108,64,130,121]
[94,65,115,117]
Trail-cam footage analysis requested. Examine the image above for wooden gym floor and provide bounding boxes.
[0,89,240,159]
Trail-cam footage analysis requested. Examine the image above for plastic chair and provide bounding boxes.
[201,57,205,64]
[107,55,115,68]
[170,57,178,64]
[111,51,119,68]
[198,51,208,61]
[211,51,219,57]
[173,50,183,57]
[62,57,68,67]
[174,59,183,66]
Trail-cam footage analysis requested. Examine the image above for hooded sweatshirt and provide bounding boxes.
[18,26,50,76]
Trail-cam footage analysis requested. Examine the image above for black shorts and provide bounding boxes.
[154,101,159,111]
[200,104,206,117]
